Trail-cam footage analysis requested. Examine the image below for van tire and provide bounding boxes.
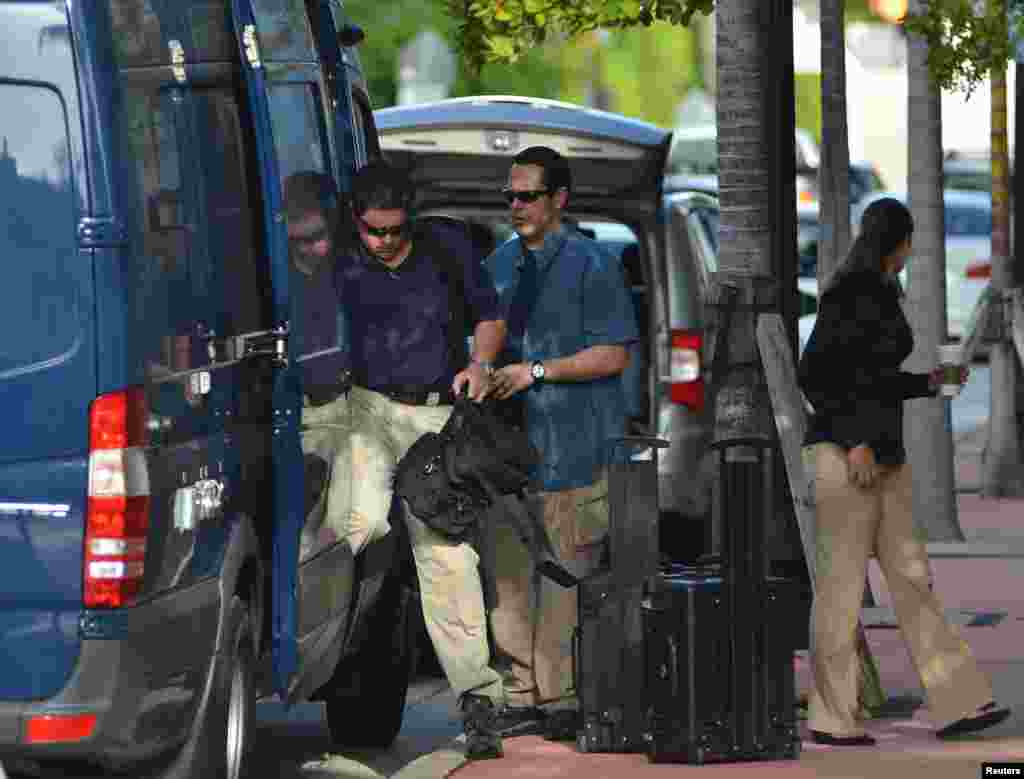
[324,577,414,749]
[160,595,256,779]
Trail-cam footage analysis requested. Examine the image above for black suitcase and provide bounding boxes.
[641,439,801,764]
[569,437,667,754]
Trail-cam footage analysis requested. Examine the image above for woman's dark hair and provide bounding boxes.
[824,197,913,294]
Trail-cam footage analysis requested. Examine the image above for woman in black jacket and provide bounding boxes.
[798,197,1009,746]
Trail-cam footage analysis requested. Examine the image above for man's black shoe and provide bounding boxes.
[810,730,877,746]
[492,705,548,736]
[935,702,1010,740]
[460,694,504,760]
[544,709,581,742]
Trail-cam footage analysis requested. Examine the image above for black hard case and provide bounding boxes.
[571,437,666,754]
[642,567,801,763]
[641,440,801,764]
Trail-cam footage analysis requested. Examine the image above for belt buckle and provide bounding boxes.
[426,391,440,406]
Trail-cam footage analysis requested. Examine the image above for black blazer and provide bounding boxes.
[798,270,935,465]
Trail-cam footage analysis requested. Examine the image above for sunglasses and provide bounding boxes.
[502,188,551,206]
[358,218,408,239]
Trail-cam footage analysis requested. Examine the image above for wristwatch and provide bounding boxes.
[530,360,546,384]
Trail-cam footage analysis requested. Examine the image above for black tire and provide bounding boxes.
[159,595,256,779]
[324,575,415,749]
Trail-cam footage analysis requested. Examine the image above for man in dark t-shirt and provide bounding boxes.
[335,160,508,760]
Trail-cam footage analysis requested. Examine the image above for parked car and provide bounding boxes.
[852,190,992,340]
[942,150,1015,194]
[0,3,415,778]
[375,96,720,559]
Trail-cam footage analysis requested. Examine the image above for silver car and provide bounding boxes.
[375,96,719,558]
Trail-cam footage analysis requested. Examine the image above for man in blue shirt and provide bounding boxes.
[335,160,508,759]
[486,147,639,737]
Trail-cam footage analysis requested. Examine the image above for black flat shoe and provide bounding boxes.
[810,730,877,746]
[936,702,1011,740]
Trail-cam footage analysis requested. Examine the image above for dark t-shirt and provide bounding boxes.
[335,223,501,389]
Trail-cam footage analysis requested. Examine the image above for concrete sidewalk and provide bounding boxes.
[398,427,1024,779]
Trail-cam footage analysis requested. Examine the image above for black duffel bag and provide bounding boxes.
[393,395,539,542]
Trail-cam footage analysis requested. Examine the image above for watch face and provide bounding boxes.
[531,362,544,380]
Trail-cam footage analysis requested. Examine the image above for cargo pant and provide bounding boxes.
[804,443,993,736]
[342,385,504,703]
[299,392,352,562]
[489,478,609,708]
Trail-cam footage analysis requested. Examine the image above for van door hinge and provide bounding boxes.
[242,25,262,68]
[169,39,187,83]
[77,217,128,248]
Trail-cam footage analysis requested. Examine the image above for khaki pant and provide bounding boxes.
[490,478,609,708]
[344,386,504,702]
[299,392,353,561]
[805,443,993,735]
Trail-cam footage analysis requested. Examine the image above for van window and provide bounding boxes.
[251,0,317,61]
[267,83,345,366]
[0,85,79,374]
[351,92,380,165]
[108,1,236,67]
[121,81,267,377]
[268,84,328,181]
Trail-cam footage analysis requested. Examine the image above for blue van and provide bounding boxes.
[0,2,413,777]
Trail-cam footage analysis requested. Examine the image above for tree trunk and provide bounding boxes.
[903,0,964,541]
[709,0,774,446]
[982,40,1024,496]
[818,0,851,286]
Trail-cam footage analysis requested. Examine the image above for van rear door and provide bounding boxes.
[0,3,94,701]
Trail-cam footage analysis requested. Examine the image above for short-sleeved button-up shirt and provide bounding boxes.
[486,224,639,491]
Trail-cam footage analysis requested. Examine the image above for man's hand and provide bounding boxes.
[491,362,535,400]
[847,444,880,490]
[452,361,492,402]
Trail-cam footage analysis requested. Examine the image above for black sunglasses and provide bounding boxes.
[358,218,408,239]
[502,188,551,206]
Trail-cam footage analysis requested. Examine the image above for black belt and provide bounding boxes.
[362,383,455,407]
[306,381,350,408]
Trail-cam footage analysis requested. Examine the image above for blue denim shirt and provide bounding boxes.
[486,225,639,491]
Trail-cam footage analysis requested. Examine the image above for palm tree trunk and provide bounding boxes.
[904,0,964,541]
[709,1,773,444]
[818,0,851,285]
[982,37,1024,496]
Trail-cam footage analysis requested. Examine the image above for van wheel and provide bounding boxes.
[324,577,415,749]
[160,596,255,779]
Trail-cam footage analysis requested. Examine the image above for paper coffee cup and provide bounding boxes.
[937,343,963,397]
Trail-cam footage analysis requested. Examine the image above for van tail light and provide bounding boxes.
[669,329,704,413]
[85,387,150,609]
[965,259,991,279]
[25,713,98,744]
